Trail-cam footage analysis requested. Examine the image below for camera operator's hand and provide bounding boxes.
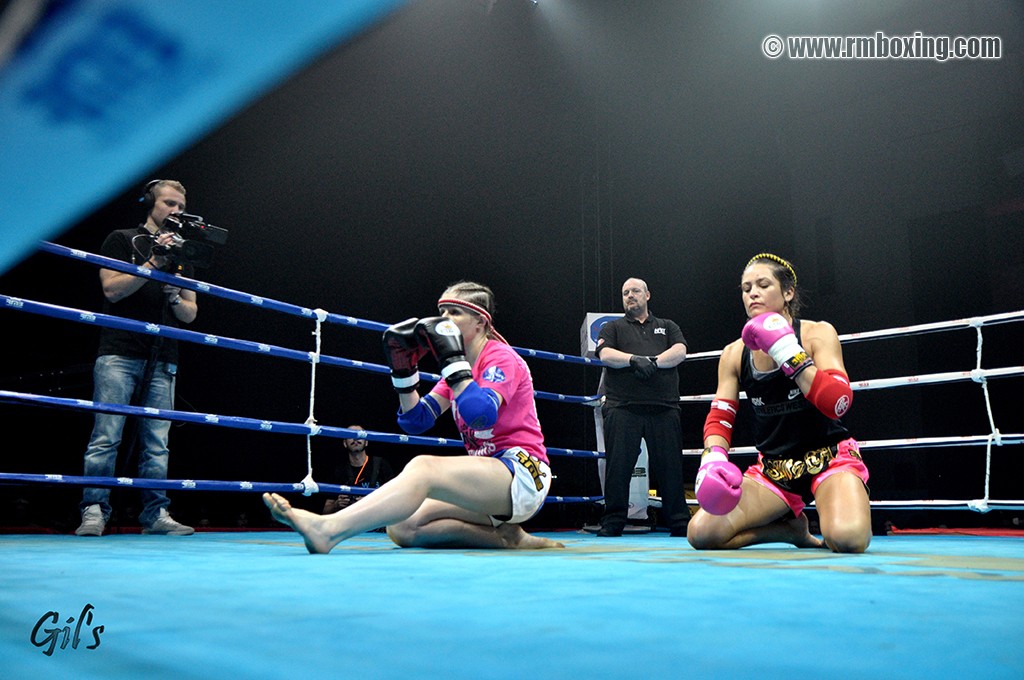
[323,494,355,514]
[147,230,177,270]
[163,283,183,306]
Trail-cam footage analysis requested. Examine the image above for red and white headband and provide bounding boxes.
[437,297,509,345]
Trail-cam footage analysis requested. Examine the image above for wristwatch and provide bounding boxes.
[170,295,182,306]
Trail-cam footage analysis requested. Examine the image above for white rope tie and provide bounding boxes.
[299,309,329,496]
[970,323,1002,513]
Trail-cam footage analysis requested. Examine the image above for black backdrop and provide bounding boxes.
[2,0,1023,531]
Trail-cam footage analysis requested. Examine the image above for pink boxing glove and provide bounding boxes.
[741,312,813,378]
[695,446,743,515]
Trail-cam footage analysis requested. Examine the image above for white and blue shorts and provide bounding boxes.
[490,447,552,526]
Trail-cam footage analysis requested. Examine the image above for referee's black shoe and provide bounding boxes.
[596,525,623,537]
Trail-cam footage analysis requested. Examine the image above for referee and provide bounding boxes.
[595,277,689,537]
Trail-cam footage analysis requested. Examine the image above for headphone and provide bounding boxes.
[139,179,162,212]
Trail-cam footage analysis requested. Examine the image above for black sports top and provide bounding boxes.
[739,319,848,459]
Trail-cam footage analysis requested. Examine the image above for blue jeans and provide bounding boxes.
[80,355,177,526]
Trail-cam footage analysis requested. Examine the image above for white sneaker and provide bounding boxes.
[143,508,194,536]
[75,504,106,536]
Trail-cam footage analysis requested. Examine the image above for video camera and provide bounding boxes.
[153,213,229,269]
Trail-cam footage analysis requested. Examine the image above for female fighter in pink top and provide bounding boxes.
[264,281,562,553]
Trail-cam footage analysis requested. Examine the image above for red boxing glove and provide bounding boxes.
[695,446,743,515]
[741,312,813,378]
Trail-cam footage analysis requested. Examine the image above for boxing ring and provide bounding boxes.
[2,242,1024,678]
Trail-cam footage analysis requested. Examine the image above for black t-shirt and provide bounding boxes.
[739,319,849,459]
[596,314,687,409]
[336,455,395,489]
[96,227,192,363]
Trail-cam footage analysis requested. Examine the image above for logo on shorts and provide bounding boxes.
[482,366,506,383]
[514,451,546,491]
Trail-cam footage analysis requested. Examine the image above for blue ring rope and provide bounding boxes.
[2,292,603,404]
[11,243,1023,512]
[3,243,608,506]
[38,241,390,331]
[39,241,604,367]
[1,293,392,375]
[0,473,601,504]
[0,389,604,458]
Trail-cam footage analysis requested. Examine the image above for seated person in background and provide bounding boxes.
[322,426,395,514]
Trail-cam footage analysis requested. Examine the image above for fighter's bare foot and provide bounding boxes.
[496,523,565,549]
[262,492,335,554]
[789,513,826,549]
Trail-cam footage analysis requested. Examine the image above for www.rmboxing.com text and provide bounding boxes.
[761,32,1001,61]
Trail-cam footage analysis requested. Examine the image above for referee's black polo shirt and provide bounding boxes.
[596,314,687,409]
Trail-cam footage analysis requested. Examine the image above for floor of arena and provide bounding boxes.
[3,530,1022,679]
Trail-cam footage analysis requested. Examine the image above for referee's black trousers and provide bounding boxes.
[601,404,689,533]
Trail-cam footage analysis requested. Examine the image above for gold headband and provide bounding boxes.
[746,252,797,286]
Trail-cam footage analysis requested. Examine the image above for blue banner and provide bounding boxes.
[0,0,405,275]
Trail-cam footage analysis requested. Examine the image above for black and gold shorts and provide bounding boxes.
[747,439,869,515]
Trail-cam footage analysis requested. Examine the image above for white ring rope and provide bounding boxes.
[679,366,1024,402]
[684,309,1024,362]
[683,433,1024,456]
[679,311,1022,513]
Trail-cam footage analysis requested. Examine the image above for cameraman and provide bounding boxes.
[75,179,197,537]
